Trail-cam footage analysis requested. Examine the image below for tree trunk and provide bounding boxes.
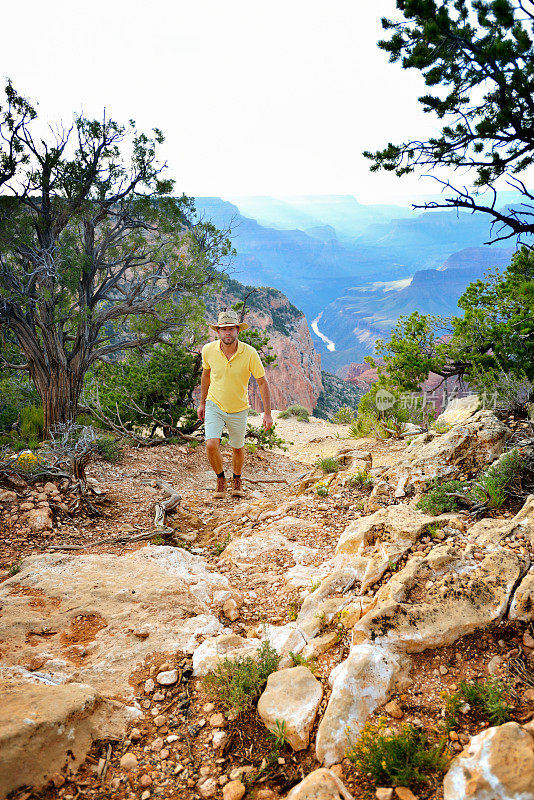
[37,369,84,438]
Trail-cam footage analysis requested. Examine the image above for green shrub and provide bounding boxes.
[417,479,471,515]
[279,404,310,422]
[289,651,317,673]
[330,405,356,424]
[470,448,525,509]
[8,559,23,576]
[315,456,340,473]
[245,422,291,451]
[459,677,511,725]
[20,405,44,443]
[346,718,449,789]
[202,641,280,715]
[347,469,374,489]
[96,435,124,463]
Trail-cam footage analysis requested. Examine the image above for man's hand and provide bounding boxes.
[197,402,206,421]
[263,412,273,431]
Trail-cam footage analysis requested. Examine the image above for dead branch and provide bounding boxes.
[154,480,181,528]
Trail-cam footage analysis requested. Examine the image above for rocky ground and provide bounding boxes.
[1,402,534,800]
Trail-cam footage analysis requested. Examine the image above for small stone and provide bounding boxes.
[198,777,217,798]
[229,766,254,781]
[384,699,403,720]
[141,792,151,800]
[449,731,459,741]
[151,737,164,752]
[376,790,394,800]
[223,779,246,800]
[523,631,534,649]
[255,791,276,800]
[144,678,155,693]
[203,702,216,713]
[395,789,418,800]
[212,729,228,749]
[488,655,503,675]
[166,734,179,743]
[209,712,225,728]
[154,715,166,727]
[156,669,178,685]
[130,727,142,740]
[120,752,138,770]
[439,665,448,675]
[160,748,169,759]
[52,774,65,788]
[524,688,534,702]
[139,774,153,787]
[110,778,121,789]
[223,598,239,621]
[153,691,165,702]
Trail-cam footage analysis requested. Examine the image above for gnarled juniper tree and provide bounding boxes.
[0,83,231,435]
[365,0,534,244]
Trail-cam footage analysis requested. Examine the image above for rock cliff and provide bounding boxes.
[207,277,323,412]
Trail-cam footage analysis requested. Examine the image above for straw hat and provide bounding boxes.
[207,309,249,332]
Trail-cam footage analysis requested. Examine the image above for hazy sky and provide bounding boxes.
[2,1,453,203]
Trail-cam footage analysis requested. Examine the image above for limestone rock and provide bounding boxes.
[0,547,231,694]
[352,545,524,652]
[296,567,362,640]
[284,768,353,799]
[0,490,17,502]
[258,666,323,751]
[335,505,439,592]
[26,506,53,532]
[192,634,261,677]
[120,752,138,770]
[384,409,511,495]
[443,722,534,799]
[0,671,138,797]
[469,495,534,551]
[316,643,411,766]
[435,395,480,427]
[262,622,306,658]
[156,669,178,685]
[223,521,319,568]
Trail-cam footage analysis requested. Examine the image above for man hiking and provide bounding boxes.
[198,309,273,499]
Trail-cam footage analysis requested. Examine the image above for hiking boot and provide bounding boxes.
[213,476,226,499]
[231,476,245,498]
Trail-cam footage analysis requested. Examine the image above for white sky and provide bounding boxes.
[2,1,458,203]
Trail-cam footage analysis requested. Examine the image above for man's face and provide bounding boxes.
[217,325,239,345]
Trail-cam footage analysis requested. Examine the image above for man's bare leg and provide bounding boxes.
[231,447,245,497]
[206,438,226,498]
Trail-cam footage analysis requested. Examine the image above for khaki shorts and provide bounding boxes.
[204,400,248,448]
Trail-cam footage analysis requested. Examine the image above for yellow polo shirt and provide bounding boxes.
[201,339,265,413]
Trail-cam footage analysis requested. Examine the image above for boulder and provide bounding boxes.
[284,768,353,799]
[258,666,323,751]
[335,505,439,592]
[0,670,139,797]
[192,634,262,677]
[352,545,524,652]
[296,567,362,640]
[435,395,480,427]
[262,622,307,658]
[385,410,511,495]
[315,643,411,766]
[443,722,534,799]
[469,495,534,550]
[0,547,232,694]
[509,571,534,621]
[223,523,319,567]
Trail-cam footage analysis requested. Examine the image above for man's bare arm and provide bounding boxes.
[197,368,210,420]
[256,376,273,430]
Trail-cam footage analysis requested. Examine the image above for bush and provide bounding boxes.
[346,718,449,789]
[20,405,44,443]
[315,456,340,473]
[245,422,291,451]
[202,641,280,715]
[95,435,124,463]
[470,448,525,509]
[347,469,374,489]
[279,404,310,422]
[350,382,434,440]
[472,368,534,416]
[330,405,356,424]
[459,677,511,725]
[417,479,471,515]
[443,678,511,729]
